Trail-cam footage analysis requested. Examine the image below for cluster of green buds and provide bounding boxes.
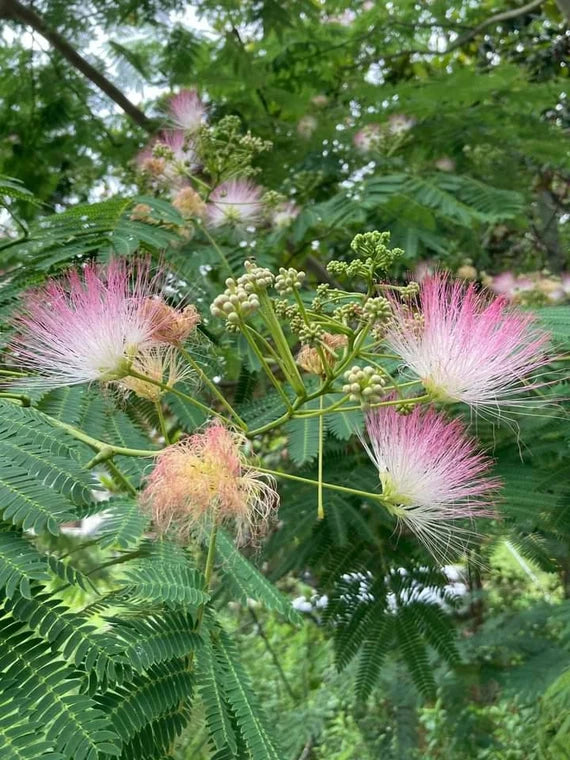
[328,231,404,281]
[398,282,420,299]
[362,296,392,324]
[199,115,272,179]
[240,260,274,292]
[210,261,274,330]
[342,366,387,408]
[351,231,404,272]
[210,279,260,329]
[275,267,306,295]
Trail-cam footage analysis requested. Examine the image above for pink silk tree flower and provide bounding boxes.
[8,258,167,390]
[168,89,206,133]
[141,424,279,545]
[206,179,263,228]
[385,274,551,410]
[363,404,498,560]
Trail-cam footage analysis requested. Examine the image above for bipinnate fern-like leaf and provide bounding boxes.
[196,630,238,755]
[216,530,301,624]
[0,529,49,598]
[3,589,128,686]
[96,499,150,550]
[108,610,202,672]
[0,691,66,760]
[213,626,282,760]
[355,614,395,702]
[95,659,193,746]
[395,606,436,699]
[120,541,209,607]
[0,617,121,760]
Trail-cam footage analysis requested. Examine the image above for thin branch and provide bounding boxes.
[0,0,154,131]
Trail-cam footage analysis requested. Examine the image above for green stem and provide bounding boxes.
[245,326,290,376]
[338,394,430,414]
[296,394,430,417]
[317,396,324,519]
[155,400,170,444]
[0,392,30,406]
[105,459,138,497]
[295,394,350,418]
[241,325,293,411]
[195,523,218,629]
[127,369,231,424]
[200,224,233,276]
[258,292,305,395]
[47,415,157,458]
[178,347,247,430]
[258,466,389,505]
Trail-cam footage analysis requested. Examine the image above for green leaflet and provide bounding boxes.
[216,530,302,624]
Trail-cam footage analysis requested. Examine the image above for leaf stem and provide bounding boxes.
[178,346,247,430]
[317,395,324,519]
[256,465,390,506]
[155,400,170,444]
[200,224,234,276]
[127,369,230,424]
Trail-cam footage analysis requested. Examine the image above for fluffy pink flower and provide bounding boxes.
[353,123,383,152]
[159,129,199,173]
[8,259,167,389]
[363,404,498,559]
[206,179,263,227]
[489,271,516,297]
[272,201,299,229]
[387,113,416,135]
[142,424,279,544]
[385,274,551,409]
[168,88,206,133]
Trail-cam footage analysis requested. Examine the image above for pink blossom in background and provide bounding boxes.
[159,129,200,173]
[168,88,206,133]
[434,156,456,172]
[272,201,300,229]
[353,123,382,153]
[387,113,416,135]
[385,274,551,409]
[206,179,263,227]
[297,115,318,139]
[488,271,517,297]
[8,259,167,389]
[363,404,498,560]
[412,260,436,283]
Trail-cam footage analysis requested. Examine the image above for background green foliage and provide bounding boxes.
[0,1,569,759]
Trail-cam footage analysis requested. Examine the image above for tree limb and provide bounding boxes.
[0,0,154,131]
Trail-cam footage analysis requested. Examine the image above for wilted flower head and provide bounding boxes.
[297,333,347,376]
[353,123,382,152]
[206,179,263,227]
[120,347,189,402]
[142,424,279,544]
[297,115,318,139]
[387,113,416,135]
[8,258,167,390]
[143,299,200,345]
[272,201,300,229]
[172,186,206,219]
[434,156,456,172]
[385,274,551,410]
[168,89,206,133]
[311,94,329,108]
[363,404,498,560]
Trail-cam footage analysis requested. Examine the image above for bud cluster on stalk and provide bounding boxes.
[342,365,387,408]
